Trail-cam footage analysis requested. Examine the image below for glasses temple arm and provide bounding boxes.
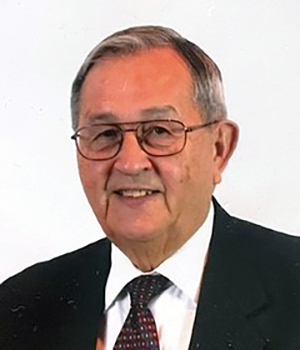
[185,120,219,133]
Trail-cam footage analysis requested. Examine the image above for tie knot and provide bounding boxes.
[126,274,169,309]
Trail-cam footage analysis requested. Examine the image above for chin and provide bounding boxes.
[105,224,163,245]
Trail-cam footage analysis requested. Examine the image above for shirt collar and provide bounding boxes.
[105,202,214,309]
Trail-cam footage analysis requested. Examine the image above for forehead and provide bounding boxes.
[79,47,198,123]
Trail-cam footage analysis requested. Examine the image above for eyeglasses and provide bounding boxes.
[71,119,218,161]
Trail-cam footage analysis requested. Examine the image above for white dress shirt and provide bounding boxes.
[104,203,214,350]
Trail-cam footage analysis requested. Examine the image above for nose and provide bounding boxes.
[113,132,152,175]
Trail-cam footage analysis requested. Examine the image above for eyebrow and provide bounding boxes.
[86,112,118,123]
[84,105,180,124]
[140,106,179,119]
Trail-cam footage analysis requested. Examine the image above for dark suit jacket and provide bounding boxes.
[1,201,300,350]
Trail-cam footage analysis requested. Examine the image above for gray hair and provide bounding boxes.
[71,25,227,130]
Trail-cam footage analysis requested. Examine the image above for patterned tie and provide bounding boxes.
[113,274,170,350]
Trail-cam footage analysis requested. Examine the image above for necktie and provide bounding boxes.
[113,274,170,350]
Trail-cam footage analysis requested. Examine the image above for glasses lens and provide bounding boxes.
[139,120,185,156]
[77,124,122,160]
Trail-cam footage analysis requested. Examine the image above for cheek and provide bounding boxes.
[78,160,108,211]
[159,156,192,200]
[180,143,216,193]
[78,161,95,192]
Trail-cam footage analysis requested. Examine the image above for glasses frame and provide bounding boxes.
[71,119,219,161]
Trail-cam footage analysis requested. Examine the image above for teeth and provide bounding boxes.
[118,190,154,198]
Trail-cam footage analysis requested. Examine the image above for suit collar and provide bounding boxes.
[189,199,269,350]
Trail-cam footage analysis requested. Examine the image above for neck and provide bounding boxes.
[114,212,210,272]
[108,199,212,271]
[124,241,177,272]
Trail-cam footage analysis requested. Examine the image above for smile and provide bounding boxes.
[115,189,159,198]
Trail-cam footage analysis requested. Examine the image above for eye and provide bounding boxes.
[140,123,176,149]
[143,124,172,138]
[153,126,171,135]
[88,126,121,150]
[95,128,119,140]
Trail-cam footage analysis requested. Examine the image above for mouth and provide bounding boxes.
[114,189,160,198]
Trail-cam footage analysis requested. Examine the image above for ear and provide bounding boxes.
[212,120,239,185]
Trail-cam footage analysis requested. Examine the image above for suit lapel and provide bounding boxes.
[73,239,112,349]
[188,201,269,350]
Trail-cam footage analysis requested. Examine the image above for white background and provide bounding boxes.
[1,0,299,282]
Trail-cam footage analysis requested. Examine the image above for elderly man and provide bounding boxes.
[0,26,299,350]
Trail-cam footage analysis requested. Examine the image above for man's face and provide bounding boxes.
[78,48,226,251]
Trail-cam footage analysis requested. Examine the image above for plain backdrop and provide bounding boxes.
[1,0,299,282]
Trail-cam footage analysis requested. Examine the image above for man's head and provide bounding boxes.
[71,26,238,270]
[71,25,227,130]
